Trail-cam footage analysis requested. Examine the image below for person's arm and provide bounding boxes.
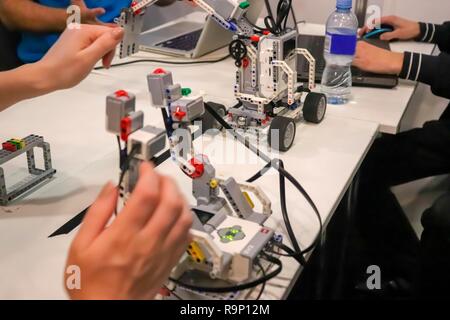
[353,42,450,100]
[0,24,124,112]
[415,21,450,53]
[65,162,192,300]
[0,0,107,33]
[399,51,450,99]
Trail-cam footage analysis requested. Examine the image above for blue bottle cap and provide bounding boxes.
[337,0,352,9]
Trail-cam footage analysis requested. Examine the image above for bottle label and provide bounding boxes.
[325,32,357,55]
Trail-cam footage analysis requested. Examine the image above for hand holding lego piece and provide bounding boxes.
[38,24,123,90]
[0,24,123,111]
[65,162,193,300]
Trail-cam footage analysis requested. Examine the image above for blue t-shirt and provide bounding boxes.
[18,0,131,63]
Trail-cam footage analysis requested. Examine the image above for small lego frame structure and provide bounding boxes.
[0,135,56,206]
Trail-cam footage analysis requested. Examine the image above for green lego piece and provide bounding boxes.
[181,88,192,96]
[239,1,250,9]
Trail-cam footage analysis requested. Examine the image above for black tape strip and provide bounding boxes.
[49,102,271,238]
[48,148,172,238]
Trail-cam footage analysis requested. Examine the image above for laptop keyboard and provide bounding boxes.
[156,29,203,52]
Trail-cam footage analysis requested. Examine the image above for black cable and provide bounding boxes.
[255,260,266,300]
[115,143,139,215]
[204,102,323,259]
[165,285,183,300]
[273,242,307,265]
[278,159,305,265]
[169,254,282,293]
[94,55,231,70]
[264,0,293,35]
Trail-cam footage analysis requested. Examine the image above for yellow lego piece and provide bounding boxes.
[243,191,255,209]
[9,139,25,150]
[187,241,206,264]
[209,179,219,189]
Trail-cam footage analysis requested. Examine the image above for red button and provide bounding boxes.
[115,90,129,98]
[153,68,166,75]
[173,107,187,121]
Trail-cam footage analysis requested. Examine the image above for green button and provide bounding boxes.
[181,88,192,96]
[239,1,250,9]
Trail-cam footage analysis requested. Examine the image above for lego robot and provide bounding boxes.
[0,135,56,206]
[117,0,327,152]
[105,68,281,293]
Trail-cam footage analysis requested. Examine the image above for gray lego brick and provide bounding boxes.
[0,135,56,206]
[0,169,56,206]
[0,135,44,165]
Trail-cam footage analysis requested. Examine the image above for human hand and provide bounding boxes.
[35,24,123,92]
[359,15,421,41]
[65,162,193,300]
[70,0,116,27]
[353,41,404,75]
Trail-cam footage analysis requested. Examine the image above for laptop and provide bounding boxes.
[297,34,399,89]
[138,0,265,58]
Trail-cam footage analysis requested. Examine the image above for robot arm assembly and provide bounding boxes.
[105,67,277,286]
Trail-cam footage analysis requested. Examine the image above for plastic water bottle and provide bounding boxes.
[321,0,358,105]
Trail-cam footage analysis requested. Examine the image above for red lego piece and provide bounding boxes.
[2,142,16,152]
[250,35,260,42]
[115,90,129,98]
[188,157,205,179]
[153,68,166,75]
[242,57,250,68]
[173,107,187,121]
[120,117,132,142]
[131,1,143,15]
[263,30,271,35]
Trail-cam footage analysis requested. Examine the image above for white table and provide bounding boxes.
[0,48,379,299]
[298,23,436,134]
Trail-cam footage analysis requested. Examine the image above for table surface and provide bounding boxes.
[0,25,381,299]
[298,23,436,135]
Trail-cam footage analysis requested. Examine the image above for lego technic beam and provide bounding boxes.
[0,135,56,206]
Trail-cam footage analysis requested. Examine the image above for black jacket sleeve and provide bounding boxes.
[416,22,450,53]
[399,51,450,99]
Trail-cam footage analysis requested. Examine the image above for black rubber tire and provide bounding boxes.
[303,92,327,124]
[268,116,296,152]
[201,102,227,134]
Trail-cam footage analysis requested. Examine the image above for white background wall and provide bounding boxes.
[292,0,450,25]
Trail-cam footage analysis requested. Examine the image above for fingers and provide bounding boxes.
[74,182,118,249]
[114,162,162,231]
[80,27,123,66]
[380,15,398,26]
[380,30,400,41]
[161,206,193,261]
[87,7,106,19]
[102,48,116,69]
[140,177,188,239]
[358,25,371,37]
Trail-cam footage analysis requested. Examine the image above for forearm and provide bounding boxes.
[416,21,450,53]
[0,64,53,112]
[0,0,67,33]
[400,52,450,99]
